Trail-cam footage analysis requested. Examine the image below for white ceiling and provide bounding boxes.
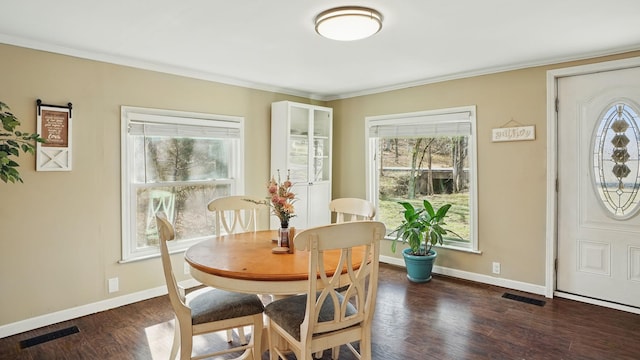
[2,0,640,100]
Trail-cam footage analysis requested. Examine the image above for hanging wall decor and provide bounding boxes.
[36,99,73,171]
[491,119,535,142]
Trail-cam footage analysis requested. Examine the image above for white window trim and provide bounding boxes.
[120,106,245,262]
[365,105,479,252]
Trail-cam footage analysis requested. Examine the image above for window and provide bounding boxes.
[365,106,478,251]
[121,106,244,261]
[592,102,640,219]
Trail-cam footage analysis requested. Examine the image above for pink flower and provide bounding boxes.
[244,170,296,224]
[264,169,296,224]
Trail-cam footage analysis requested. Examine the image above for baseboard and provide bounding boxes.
[0,278,200,339]
[1,262,546,340]
[554,291,640,315]
[379,255,546,296]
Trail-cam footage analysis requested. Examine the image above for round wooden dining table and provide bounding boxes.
[184,229,365,296]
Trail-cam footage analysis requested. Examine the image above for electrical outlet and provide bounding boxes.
[184,262,190,275]
[492,262,501,274]
[108,277,119,293]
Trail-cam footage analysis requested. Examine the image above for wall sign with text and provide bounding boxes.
[491,125,535,142]
[36,100,73,171]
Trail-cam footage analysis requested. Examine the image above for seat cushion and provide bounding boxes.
[188,288,264,325]
[264,292,356,341]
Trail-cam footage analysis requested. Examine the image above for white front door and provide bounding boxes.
[556,66,640,307]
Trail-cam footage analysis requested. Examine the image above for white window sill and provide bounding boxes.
[382,236,482,255]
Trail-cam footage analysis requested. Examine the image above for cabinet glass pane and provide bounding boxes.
[288,136,308,181]
[290,106,309,137]
[313,109,331,137]
[313,109,331,182]
[313,138,329,181]
[288,106,310,181]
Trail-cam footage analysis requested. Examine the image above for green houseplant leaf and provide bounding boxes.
[0,101,45,183]
[391,199,461,256]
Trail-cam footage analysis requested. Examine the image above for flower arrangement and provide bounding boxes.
[246,170,296,226]
[267,170,296,226]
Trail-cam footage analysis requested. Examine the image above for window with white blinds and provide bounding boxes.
[127,116,241,138]
[366,106,478,252]
[120,106,244,261]
[368,110,472,138]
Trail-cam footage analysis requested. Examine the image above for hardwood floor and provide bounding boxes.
[2,263,639,359]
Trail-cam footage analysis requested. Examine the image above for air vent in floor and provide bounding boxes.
[19,326,80,349]
[502,292,546,306]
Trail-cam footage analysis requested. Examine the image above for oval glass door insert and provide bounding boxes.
[592,102,640,219]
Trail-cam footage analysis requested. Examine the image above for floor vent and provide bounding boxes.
[502,293,546,307]
[19,326,80,349]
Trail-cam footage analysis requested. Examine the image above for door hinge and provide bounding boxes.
[555,97,559,112]
[555,178,559,192]
[554,258,558,271]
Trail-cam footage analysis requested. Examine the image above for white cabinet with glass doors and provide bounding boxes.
[271,101,332,229]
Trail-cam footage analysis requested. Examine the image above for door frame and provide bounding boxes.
[545,56,640,312]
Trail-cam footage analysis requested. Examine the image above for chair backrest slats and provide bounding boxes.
[207,195,264,236]
[294,221,385,342]
[329,198,376,223]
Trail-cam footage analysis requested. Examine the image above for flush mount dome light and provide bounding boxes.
[315,6,383,41]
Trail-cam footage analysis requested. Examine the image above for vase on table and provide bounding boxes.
[279,221,289,248]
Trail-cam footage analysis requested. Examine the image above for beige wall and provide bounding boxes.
[329,51,640,286]
[1,41,639,329]
[329,70,549,284]
[0,44,313,326]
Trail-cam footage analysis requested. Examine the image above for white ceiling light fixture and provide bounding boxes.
[315,6,383,41]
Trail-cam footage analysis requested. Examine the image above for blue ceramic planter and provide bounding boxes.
[402,248,437,283]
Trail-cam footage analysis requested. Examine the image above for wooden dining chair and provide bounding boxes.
[155,213,264,360]
[329,198,376,223]
[329,197,376,304]
[207,195,266,342]
[264,221,386,360]
[207,195,264,236]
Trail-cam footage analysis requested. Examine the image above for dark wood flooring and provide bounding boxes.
[2,263,640,359]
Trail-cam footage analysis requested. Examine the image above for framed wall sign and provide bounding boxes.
[491,118,536,143]
[36,99,73,171]
[491,125,536,142]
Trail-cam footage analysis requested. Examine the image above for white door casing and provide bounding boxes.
[555,65,640,309]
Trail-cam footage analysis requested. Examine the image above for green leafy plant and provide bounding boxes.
[390,199,461,256]
[0,101,45,183]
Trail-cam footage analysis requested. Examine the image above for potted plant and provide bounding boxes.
[0,101,44,183]
[390,199,460,283]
